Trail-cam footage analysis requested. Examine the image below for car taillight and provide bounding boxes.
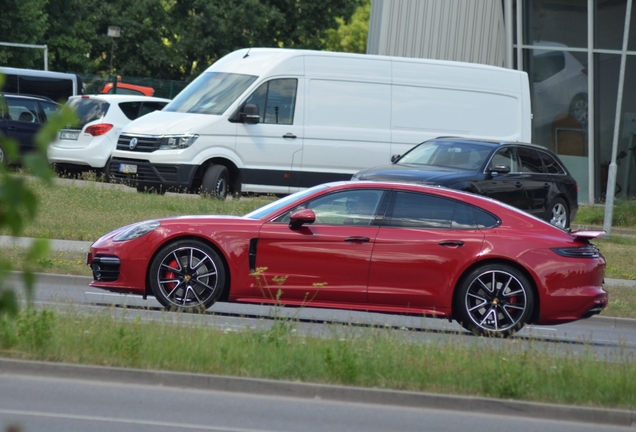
[551,245,600,258]
[85,124,114,136]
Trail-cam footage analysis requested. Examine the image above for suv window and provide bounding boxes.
[489,147,518,172]
[538,151,565,174]
[7,99,40,123]
[244,78,297,125]
[517,147,545,173]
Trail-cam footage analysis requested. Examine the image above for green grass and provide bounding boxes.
[575,199,636,228]
[0,180,274,241]
[0,308,634,410]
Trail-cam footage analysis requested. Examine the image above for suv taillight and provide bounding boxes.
[85,124,114,136]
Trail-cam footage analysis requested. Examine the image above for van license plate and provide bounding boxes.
[119,164,137,174]
[60,131,79,140]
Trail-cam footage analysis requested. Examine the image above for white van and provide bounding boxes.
[0,67,83,102]
[109,48,531,197]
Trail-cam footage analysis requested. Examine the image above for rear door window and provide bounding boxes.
[387,191,498,229]
[517,147,545,173]
[539,151,566,174]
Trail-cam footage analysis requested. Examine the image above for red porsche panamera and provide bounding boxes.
[88,181,607,336]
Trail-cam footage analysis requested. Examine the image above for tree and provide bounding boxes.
[44,0,100,73]
[324,0,370,53]
[0,0,49,69]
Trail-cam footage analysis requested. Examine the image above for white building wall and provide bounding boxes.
[367,0,506,67]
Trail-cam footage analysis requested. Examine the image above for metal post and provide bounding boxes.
[587,0,595,204]
[109,38,115,76]
[603,0,632,234]
[504,0,513,69]
[516,0,523,70]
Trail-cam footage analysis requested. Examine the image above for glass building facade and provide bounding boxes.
[514,0,636,202]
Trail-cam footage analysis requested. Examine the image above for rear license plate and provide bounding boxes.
[60,130,79,140]
[119,164,138,174]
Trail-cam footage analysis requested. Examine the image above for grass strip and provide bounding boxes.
[0,308,634,410]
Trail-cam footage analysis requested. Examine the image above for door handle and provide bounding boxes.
[345,237,370,243]
[543,183,550,188]
[514,182,522,188]
[438,240,465,247]
[283,133,297,139]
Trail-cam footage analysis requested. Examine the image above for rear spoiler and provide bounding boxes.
[569,230,606,240]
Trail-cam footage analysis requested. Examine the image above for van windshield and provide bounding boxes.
[164,72,257,115]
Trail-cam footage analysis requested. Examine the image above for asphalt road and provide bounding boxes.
[1,273,636,430]
[1,366,635,432]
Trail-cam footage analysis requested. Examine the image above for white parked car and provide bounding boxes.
[48,94,169,172]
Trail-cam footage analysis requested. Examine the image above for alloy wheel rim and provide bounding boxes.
[157,247,218,307]
[550,203,567,229]
[464,270,528,332]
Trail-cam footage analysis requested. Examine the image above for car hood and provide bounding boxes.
[121,111,222,135]
[355,164,478,185]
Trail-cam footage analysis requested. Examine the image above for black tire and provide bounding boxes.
[456,264,534,337]
[201,164,229,199]
[149,240,226,312]
[546,197,569,229]
[0,144,7,166]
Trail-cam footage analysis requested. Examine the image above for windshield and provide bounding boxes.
[164,72,257,115]
[398,141,493,170]
[244,184,333,220]
[66,98,109,128]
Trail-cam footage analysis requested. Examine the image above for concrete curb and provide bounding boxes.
[0,358,634,427]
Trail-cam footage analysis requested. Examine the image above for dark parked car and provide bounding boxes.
[0,93,60,165]
[352,138,578,229]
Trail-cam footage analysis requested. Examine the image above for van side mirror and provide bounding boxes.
[391,154,401,163]
[488,165,511,175]
[289,208,316,230]
[240,104,260,124]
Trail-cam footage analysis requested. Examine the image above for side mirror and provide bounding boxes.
[488,164,511,175]
[390,154,401,163]
[240,104,260,124]
[289,208,316,230]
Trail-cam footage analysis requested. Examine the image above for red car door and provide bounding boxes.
[255,189,387,304]
[367,191,486,313]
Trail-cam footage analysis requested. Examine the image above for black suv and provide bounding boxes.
[0,93,61,165]
[352,138,578,229]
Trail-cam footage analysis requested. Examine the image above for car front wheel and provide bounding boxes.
[149,240,226,311]
[456,264,534,337]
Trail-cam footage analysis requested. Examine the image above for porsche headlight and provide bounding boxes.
[113,220,161,242]
[159,134,199,150]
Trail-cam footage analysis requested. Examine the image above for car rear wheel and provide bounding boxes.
[201,164,229,199]
[456,264,534,337]
[0,145,6,166]
[546,197,569,229]
[149,240,226,312]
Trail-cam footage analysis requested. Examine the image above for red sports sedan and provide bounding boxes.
[88,181,607,337]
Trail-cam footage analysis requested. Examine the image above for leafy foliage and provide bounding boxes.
[0,0,363,81]
[0,75,77,316]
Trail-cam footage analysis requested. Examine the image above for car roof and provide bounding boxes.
[0,92,58,104]
[430,137,557,153]
[67,94,171,103]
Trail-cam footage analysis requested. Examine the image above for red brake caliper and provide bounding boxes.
[165,259,179,290]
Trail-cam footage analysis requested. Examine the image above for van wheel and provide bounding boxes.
[202,165,229,199]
